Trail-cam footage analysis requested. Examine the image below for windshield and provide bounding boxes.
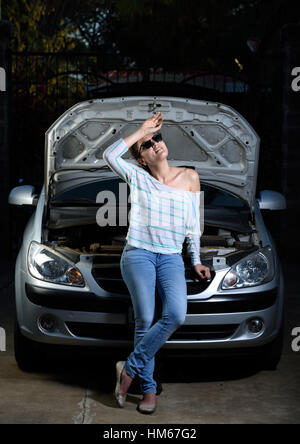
[50,178,247,208]
[49,178,251,232]
[51,178,125,205]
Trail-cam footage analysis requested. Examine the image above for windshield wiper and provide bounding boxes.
[50,200,104,206]
[55,166,111,173]
[49,166,111,183]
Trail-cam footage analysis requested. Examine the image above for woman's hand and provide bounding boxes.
[193,263,211,280]
[124,112,163,148]
[140,112,163,136]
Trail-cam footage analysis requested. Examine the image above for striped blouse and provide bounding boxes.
[103,138,202,266]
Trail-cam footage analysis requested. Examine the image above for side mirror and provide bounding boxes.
[257,190,286,210]
[8,185,38,207]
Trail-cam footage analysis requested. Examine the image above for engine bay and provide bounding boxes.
[44,222,260,270]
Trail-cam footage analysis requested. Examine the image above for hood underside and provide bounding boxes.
[45,96,260,207]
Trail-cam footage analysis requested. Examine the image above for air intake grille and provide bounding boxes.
[65,322,238,341]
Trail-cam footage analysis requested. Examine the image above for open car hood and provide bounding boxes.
[45,96,260,208]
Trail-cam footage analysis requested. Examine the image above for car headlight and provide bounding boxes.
[221,246,275,289]
[28,241,85,287]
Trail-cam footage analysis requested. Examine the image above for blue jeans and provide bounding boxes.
[120,242,187,394]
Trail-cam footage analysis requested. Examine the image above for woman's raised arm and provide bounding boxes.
[102,112,163,184]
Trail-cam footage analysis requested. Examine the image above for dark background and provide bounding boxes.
[1,0,299,262]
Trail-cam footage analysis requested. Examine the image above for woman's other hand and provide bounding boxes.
[193,263,211,280]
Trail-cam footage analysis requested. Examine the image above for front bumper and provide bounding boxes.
[18,278,282,350]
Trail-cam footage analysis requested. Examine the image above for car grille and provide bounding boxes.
[25,283,277,314]
[65,322,239,342]
[91,264,213,295]
[169,324,239,340]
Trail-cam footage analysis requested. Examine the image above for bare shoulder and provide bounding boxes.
[185,168,200,192]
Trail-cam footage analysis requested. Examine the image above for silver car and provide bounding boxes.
[9,96,286,372]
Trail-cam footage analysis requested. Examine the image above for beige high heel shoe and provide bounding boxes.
[137,394,157,414]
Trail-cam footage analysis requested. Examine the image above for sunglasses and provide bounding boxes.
[140,133,163,150]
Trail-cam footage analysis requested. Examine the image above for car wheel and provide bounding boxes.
[14,317,47,372]
[262,317,284,371]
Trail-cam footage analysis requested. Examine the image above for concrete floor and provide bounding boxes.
[0,260,300,424]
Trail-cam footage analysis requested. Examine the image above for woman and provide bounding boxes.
[103,112,211,414]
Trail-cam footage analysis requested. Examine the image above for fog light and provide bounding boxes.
[247,318,264,334]
[39,314,57,332]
